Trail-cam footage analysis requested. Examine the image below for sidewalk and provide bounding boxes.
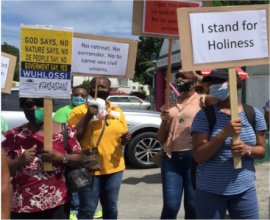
[256,162,269,219]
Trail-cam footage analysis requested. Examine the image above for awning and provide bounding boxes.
[201,67,248,80]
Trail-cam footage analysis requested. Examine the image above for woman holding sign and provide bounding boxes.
[191,69,267,219]
[157,70,209,219]
[2,97,82,219]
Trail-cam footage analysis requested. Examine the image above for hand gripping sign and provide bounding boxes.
[20,25,73,171]
[177,4,270,168]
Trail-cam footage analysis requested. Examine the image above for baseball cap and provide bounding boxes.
[202,68,240,83]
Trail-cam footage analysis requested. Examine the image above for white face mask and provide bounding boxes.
[209,82,229,101]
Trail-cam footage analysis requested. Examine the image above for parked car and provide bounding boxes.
[1,90,162,168]
[107,95,151,110]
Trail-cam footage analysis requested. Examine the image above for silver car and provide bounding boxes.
[107,95,151,110]
[1,90,162,168]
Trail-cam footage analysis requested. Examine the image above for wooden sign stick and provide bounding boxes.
[43,98,53,171]
[228,67,242,169]
[94,77,99,100]
[165,39,173,110]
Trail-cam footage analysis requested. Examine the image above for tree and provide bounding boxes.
[212,0,269,6]
[134,37,162,85]
[1,43,20,82]
[80,80,91,94]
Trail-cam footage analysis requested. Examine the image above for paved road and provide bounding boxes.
[118,162,269,219]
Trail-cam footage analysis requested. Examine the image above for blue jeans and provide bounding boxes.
[70,192,79,214]
[195,186,259,219]
[77,171,123,219]
[161,151,196,219]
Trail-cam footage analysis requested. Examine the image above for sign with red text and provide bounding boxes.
[72,33,138,79]
[177,4,270,70]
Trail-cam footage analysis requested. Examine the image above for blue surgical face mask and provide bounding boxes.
[209,82,229,101]
[72,96,86,106]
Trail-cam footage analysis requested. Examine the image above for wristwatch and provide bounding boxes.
[63,155,69,164]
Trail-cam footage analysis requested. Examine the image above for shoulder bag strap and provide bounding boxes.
[93,120,106,149]
[62,123,68,151]
[243,103,256,131]
[204,105,216,133]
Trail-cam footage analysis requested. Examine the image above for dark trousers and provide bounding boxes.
[11,202,70,219]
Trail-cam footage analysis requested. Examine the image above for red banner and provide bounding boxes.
[143,0,201,36]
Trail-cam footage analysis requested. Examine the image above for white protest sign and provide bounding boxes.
[1,56,10,89]
[72,37,129,77]
[177,4,270,70]
[190,10,268,64]
[1,52,17,93]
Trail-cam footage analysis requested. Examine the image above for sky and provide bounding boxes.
[1,0,137,48]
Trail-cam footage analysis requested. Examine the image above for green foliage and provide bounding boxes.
[80,80,91,93]
[134,37,162,85]
[212,0,269,6]
[1,42,20,81]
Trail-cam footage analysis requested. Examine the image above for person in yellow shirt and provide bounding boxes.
[69,77,131,219]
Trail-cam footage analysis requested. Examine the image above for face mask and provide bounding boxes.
[72,96,86,106]
[90,91,110,100]
[209,82,229,101]
[176,79,196,92]
[24,108,44,124]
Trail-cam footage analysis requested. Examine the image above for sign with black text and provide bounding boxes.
[1,52,17,93]
[190,10,268,64]
[20,25,73,98]
[132,0,201,38]
[177,4,270,70]
[143,0,201,36]
[72,33,138,79]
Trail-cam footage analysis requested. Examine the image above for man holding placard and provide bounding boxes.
[69,77,131,219]
[191,69,267,219]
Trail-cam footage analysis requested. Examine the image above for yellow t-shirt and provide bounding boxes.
[68,101,128,175]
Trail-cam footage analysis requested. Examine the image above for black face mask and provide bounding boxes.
[90,91,110,100]
[24,109,35,124]
[176,79,196,92]
[24,109,44,125]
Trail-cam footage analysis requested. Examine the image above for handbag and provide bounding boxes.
[62,123,91,192]
[152,150,163,167]
[82,121,106,171]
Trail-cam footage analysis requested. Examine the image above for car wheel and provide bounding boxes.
[126,131,162,168]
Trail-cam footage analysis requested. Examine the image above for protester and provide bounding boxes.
[1,114,12,219]
[263,100,269,130]
[53,86,88,220]
[1,131,11,219]
[69,77,131,219]
[54,86,88,123]
[157,70,209,219]
[1,115,9,134]
[191,69,267,219]
[2,97,82,219]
